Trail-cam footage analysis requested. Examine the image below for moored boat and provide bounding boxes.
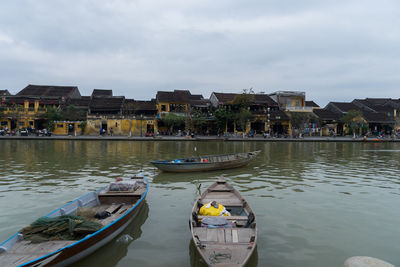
[189,178,257,266]
[151,151,260,173]
[0,175,149,267]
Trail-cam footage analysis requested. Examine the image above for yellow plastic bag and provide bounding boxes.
[199,201,231,216]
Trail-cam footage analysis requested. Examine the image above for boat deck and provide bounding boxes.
[193,227,256,266]
[193,227,255,244]
[201,191,243,206]
[89,203,135,226]
[0,240,75,267]
[0,202,135,267]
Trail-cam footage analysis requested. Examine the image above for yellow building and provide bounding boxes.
[156,90,209,134]
[269,91,312,112]
[85,116,157,136]
[52,121,85,135]
[0,97,58,131]
[1,85,81,132]
[210,92,291,136]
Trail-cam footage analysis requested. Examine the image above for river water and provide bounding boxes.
[0,140,399,267]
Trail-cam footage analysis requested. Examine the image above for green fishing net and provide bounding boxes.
[20,215,103,243]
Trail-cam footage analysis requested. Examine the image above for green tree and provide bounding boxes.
[290,112,311,136]
[341,110,366,135]
[214,106,233,133]
[161,113,185,132]
[61,105,86,121]
[79,121,87,135]
[0,104,5,120]
[44,107,64,131]
[234,108,253,132]
[190,109,207,133]
[231,88,255,108]
[231,88,255,132]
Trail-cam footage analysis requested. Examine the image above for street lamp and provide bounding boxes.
[140,114,143,137]
[267,107,271,136]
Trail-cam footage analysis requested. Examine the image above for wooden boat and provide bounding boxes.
[0,175,149,267]
[189,178,257,267]
[151,151,260,173]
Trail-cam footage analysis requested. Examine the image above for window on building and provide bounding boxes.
[57,124,63,128]
[161,105,167,111]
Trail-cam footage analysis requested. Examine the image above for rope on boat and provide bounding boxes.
[209,251,232,264]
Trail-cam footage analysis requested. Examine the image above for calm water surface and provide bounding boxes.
[0,140,399,267]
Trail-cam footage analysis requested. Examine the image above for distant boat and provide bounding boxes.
[0,176,149,267]
[151,151,260,173]
[189,178,257,266]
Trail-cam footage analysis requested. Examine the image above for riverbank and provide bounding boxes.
[1,135,399,142]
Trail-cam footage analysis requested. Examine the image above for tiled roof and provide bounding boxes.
[123,99,157,116]
[353,98,400,112]
[212,92,278,107]
[0,90,10,96]
[328,102,361,113]
[190,98,211,107]
[17,84,80,98]
[156,90,204,103]
[3,96,59,105]
[133,100,157,111]
[67,96,91,107]
[313,109,341,121]
[91,89,113,97]
[362,112,395,123]
[369,105,393,113]
[305,101,319,107]
[269,110,290,120]
[252,94,278,107]
[364,98,392,105]
[89,96,125,113]
[211,93,237,104]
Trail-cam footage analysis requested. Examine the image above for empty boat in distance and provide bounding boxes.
[151,151,260,173]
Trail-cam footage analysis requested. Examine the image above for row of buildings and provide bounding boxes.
[0,85,399,136]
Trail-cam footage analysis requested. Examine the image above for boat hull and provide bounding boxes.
[151,151,260,173]
[0,177,149,267]
[190,179,257,266]
[42,200,144,267]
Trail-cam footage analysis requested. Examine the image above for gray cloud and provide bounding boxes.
[0,0,399,106]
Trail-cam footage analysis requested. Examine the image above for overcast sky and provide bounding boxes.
[0,0,399,107]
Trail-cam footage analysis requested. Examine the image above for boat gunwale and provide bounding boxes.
[1,176,149,267]
[151,150,260,165]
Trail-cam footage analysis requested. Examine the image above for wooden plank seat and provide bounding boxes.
[98,192,143,197]
[198,215,248,221]
[200,199,243,206]
[193,228,254,244]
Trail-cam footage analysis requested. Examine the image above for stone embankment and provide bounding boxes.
[1,135,400,142]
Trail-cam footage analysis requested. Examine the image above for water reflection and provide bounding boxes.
[1,141,399,266]
[72,201,149,267]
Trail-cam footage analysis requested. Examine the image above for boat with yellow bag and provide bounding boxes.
[189,178,257,266]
